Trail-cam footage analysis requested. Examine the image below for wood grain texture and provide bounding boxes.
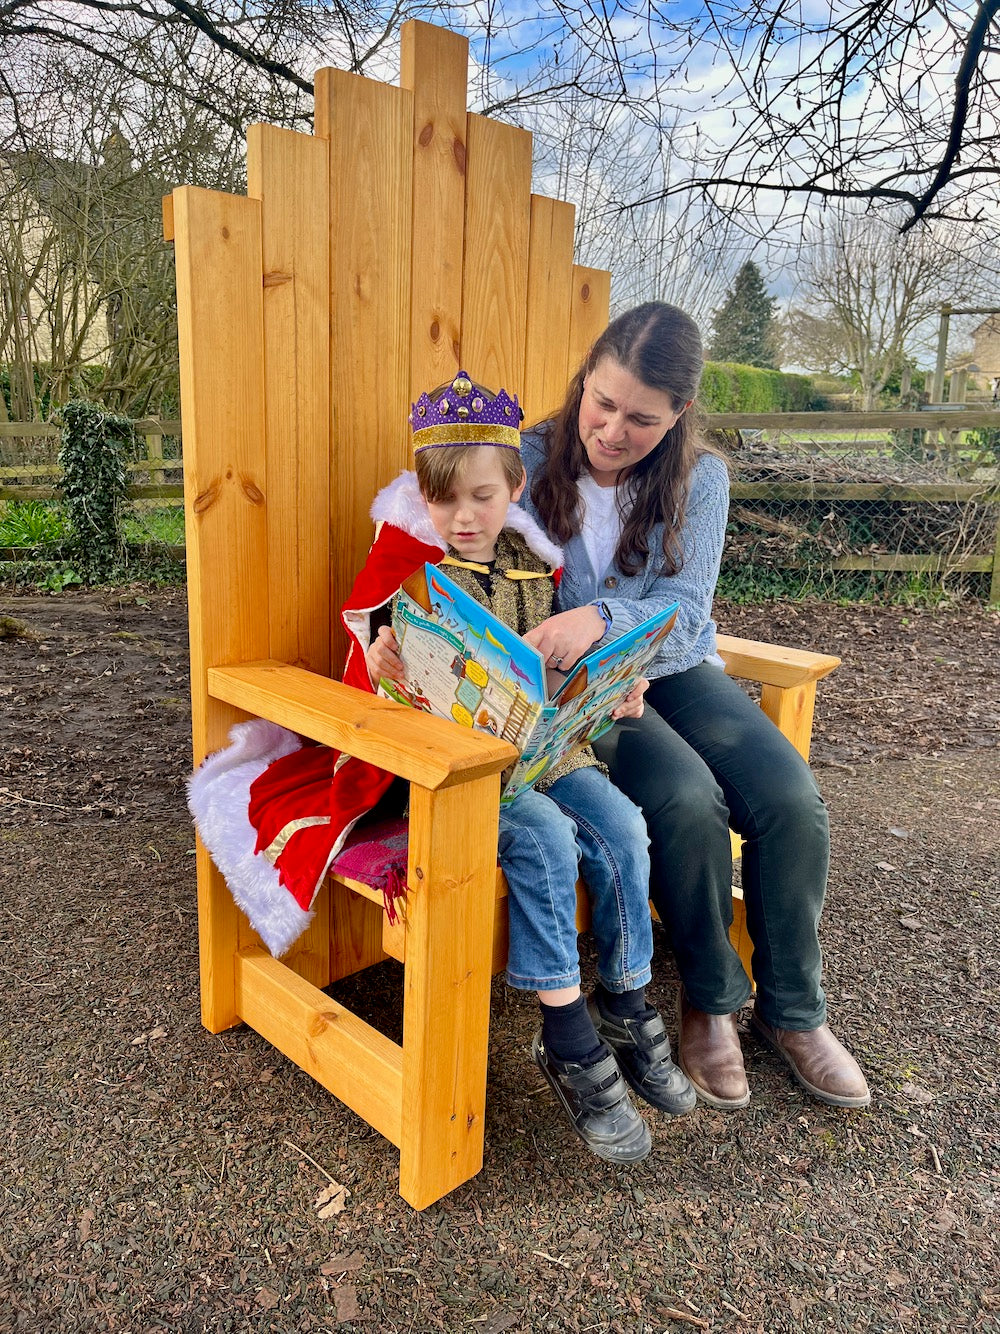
[717,634,841,687]
[567,264,611,383]
[400,20,468,398]
[522,195,575,425]
[399,777,501,1208]
[461,113,531,393]
[247,124,331,678]
[207,661,518,788]
[315,67,413,675]
[236,948,404,1145]
[173,184,268,1031]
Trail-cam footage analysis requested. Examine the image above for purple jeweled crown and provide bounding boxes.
[410,371,521,453]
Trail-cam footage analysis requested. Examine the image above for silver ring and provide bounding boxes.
[553,655,564,668]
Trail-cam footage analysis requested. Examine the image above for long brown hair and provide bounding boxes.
[531,302,723,576]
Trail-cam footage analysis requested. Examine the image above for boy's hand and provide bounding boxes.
[611,677,647,721]
[366,625,404,687]
[523,605,608,672]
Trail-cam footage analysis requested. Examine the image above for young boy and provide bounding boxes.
[190,373,694,1165]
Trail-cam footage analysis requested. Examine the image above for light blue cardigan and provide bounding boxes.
[519,428,730,680]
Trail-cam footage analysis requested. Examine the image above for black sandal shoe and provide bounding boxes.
[589,998,697,1116]
[532,1030,651,1163]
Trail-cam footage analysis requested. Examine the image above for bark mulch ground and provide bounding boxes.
[1,588,998,1333]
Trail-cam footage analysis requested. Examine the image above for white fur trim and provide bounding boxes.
[186,719,313,958]
[369,469,563,569]
[370,472,446,551]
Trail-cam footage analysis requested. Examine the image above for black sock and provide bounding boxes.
[594,982,651,1020]
[540,994,605,1066]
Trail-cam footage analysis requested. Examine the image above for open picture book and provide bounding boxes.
[379,563,678,803]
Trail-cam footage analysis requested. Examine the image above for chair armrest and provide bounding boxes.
[207,660,518,790]
[715,634,840,688]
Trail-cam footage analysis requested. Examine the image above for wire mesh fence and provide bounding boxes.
[710,412,1000,603]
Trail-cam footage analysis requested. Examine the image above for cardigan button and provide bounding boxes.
[603,575,618,589]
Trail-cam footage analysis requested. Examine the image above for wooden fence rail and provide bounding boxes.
[1,414,998,599]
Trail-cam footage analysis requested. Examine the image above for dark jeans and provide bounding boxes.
[592,662,829,1030]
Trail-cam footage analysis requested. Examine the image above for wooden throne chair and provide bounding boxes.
[166,21,839,1210]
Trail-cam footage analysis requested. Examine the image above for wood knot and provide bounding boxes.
[309,1009,339,1037]
[581,283,591,301]
[418,122,434,148]
[240,476,265,505]
[221,226,230,240]
[263,271,292,288]
[192,482,220,514]
[452,138,467,174]
[429,320,440,342]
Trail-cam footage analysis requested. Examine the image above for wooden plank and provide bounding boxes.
[728,888,753,984]
[567,264,611,382]
[173,184,269,1033]
[315,66,413,676]
[328,880,390,981]
[716,635,840,687]
[398,776,500,1208]
[235,948,404,1146]
[248,124,332,677]
[460,113,532,393]
[400,20,468,398]
[207,661,517,788]
[522,196,575,426]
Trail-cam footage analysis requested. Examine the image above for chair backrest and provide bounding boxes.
[169,20,610,767]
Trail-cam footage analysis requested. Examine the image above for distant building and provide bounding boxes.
[969,316,1000,378]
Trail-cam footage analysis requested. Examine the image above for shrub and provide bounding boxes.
[700,361,814,412]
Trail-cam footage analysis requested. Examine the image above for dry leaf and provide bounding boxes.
[321,1250,365,1276]
[78,1207,95,1243]
[876,861,897,872]
[316,1180,350,1219]
[255,1287,280,1310]
[333,1286,361,1321]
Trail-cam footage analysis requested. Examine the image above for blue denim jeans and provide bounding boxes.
[593,663,829,1030]
[498,765,653,994]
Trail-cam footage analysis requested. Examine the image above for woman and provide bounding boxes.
[520,302,870,1111]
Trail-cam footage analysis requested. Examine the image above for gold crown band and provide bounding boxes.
[412,423,521,452]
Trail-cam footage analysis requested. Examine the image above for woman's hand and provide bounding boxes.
[523,605,608,673]
[366,625,404,688]
[612,677,647,721]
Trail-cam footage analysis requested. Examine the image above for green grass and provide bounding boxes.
[0,499,69,546]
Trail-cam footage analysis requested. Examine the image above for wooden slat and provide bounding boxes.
[173,185,269,1033]
[567,264,611,383]
[329,880,390,980]
[400,20,468,398]
[716,634,840,687]
[460,113,532,393]
[399,776,500,1208]
[522,196,575,425]
[315,67,414,676]
[207,661,517,788]
[235,948,403,1145]
[248,124,331,676]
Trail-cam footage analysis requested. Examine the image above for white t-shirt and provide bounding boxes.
[577,472,621,581]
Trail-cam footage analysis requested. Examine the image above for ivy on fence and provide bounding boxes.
[58,400,136,582]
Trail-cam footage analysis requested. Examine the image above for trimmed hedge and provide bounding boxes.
[700,361,815,412]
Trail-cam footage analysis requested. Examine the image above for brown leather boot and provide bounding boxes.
[676,985,750,1110]
[750,1010,871,1108]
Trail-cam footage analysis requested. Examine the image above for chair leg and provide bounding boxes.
[397,776,501,1209]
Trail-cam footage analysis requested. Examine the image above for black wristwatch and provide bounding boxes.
[591,599,613,640]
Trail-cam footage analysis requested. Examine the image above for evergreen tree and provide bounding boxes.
[708,261,778,368]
